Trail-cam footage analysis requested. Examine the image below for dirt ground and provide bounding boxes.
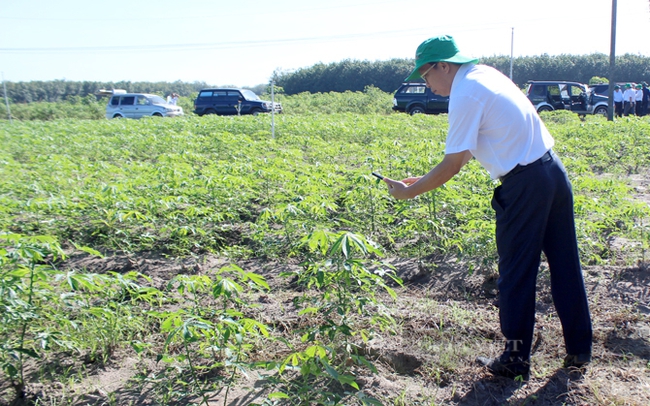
[7,250,647,406]
[3,173,650,405]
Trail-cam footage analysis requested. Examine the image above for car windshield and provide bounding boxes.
[525,83,533,94]
[147,95,167,105]
[241,89,261,101]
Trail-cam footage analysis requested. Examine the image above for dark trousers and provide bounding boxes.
[615,101,623,117]
[624,102,634,116]
[491,150,592,360]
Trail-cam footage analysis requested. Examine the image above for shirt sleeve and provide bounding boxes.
[446,94,484,154]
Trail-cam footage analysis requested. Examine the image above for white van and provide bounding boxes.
[105,91,184,119]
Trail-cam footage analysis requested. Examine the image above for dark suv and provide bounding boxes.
[590,82,634,96]
[193,88,282,116]
[525,81,608,116]
[392,82,449,115]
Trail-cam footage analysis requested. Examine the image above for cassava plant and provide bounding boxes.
[0,234,67,400]
[156,264,271,405]
[275,230,401,404]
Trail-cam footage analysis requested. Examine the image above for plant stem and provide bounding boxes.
[15,262,37,397]
[223,333,244,406]
[184,339,208,406]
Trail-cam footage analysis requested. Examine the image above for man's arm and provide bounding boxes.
[383,150,472,200]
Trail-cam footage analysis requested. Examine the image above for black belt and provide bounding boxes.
[500,150,553,182]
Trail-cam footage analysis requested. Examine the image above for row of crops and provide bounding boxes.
[3,113,649,264]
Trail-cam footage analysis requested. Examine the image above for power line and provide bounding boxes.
[0,20,556,55]
[0,28,432,54]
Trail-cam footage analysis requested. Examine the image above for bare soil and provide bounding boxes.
[4,251,648,406]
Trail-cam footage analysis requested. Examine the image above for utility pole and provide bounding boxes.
[270,79,275,138]
[608,0,617,121]
[509,27,514,81]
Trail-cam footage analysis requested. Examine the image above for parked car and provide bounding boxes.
[590,82,635,96]
[193,88,282,116]
[590,83,610,96]
[105,90,184,119]
[525,81,608,116]
[392,82,449,115]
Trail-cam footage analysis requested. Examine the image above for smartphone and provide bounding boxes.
[371,172,384,180]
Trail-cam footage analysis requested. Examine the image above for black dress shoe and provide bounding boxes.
[563,353,591,368]
[476,355,530,379]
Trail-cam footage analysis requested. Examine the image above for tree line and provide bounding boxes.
[273,53,650,94]
[3,53,650,103]
[2,80,211,104]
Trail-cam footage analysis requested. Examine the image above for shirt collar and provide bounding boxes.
[450,63,476,95]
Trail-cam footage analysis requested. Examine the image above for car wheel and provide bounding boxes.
[537,106,553,113]
[408,106,426,115]
[112,114,124,118]
[153,112,163,117]
[204,109,217,115]
[594,106,607,115]
[250,108,262,116]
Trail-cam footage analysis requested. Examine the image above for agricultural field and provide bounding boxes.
[0,112,649,405]
[0,86,395,121]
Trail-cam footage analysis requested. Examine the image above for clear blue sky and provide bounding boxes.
[1,0,649,87]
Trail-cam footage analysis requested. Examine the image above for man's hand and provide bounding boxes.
[382,177,422,200]
[379,150,472,200]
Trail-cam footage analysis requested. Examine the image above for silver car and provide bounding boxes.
[105,91,184,119]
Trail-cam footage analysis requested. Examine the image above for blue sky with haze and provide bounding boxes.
[1,0,649,87]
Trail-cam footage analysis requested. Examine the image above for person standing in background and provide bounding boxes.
[634,84,643,116]
[613,85,624,118]
[641,82,650,116]
[623,83,636,116]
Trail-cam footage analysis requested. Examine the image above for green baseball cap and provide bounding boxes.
[406,35,479,81]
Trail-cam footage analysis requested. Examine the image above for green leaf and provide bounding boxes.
[346,233,368,255]
[13,347,40,359]
[304,345,326,359]
[130,340,150,354]
[182,324,195,341]
[321,360,339,380]
[160,314,179,332]
[357,394,384,406]
[4,364,18,378]
[338,373,359,389]
[268,392,290,399]
[298,307,319,315]
[72,242,104,258]
[213,278,243,298]
[341,234,350,258]
[330,233,344,257]
[241,318,270,337]
[244,272,269,290]
[286,352,301,367]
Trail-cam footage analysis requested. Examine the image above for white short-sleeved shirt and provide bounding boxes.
[445,64,554,180]
[613,90,624,103]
